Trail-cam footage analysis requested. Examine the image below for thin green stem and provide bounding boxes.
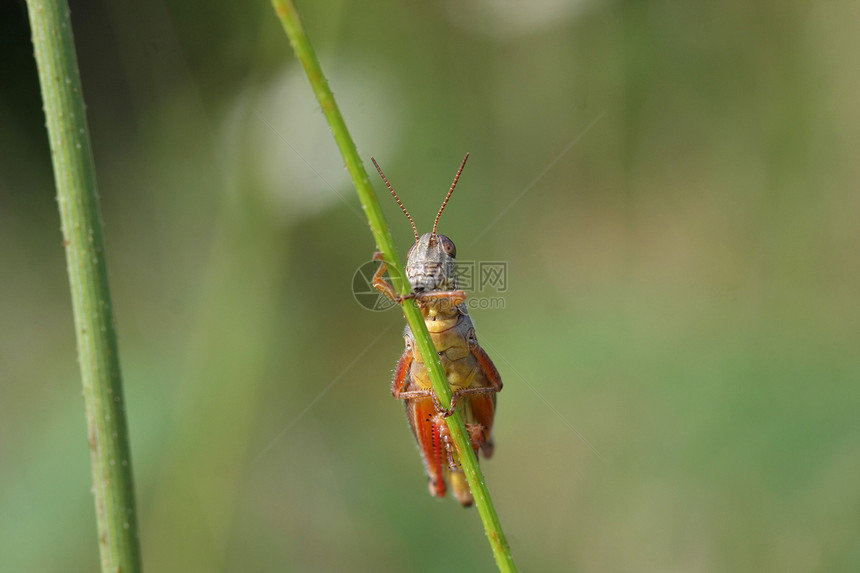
[26,1,142,571]
[271,2,517,571]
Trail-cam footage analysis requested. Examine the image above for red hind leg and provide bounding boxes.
[406,397,447,499]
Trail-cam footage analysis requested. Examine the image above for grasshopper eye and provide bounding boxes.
[439,235,456,257]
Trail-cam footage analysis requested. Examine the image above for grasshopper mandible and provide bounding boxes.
[370,154,503,506]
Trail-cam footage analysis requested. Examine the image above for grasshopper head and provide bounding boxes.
[371,153,469,294]
[406,233,457,293]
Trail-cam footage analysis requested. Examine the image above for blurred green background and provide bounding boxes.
[2,0,859,571]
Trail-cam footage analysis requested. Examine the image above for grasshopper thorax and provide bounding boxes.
[406,233,457,293]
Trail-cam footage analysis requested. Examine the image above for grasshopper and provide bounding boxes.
[370,154,503,506]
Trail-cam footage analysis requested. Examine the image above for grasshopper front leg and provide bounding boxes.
[372,252,400,303]
[373,252,468,309]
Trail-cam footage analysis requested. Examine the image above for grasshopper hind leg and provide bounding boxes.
[435,414,475,507]
[406,397,448,500]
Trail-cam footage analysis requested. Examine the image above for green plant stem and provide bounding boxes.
[271,2,517,571]
[26,1,142,571]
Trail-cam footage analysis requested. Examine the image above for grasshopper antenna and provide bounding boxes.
[372,157,420,243]
[432,153,469,239]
